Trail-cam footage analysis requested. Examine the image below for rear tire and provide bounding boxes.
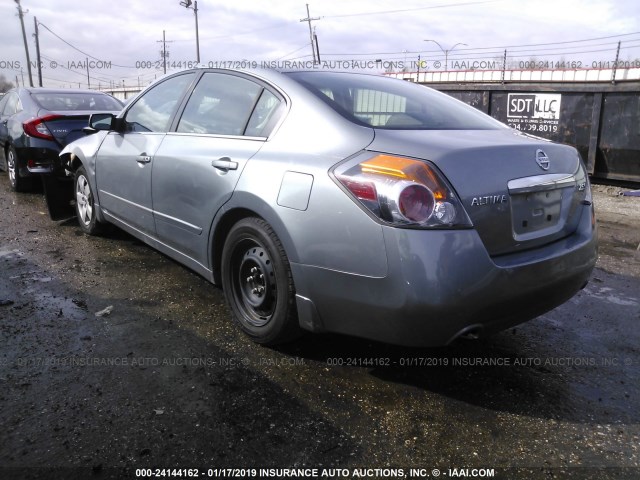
[221,217,300,345]
[74,166,102,235]
[7,146,30,192]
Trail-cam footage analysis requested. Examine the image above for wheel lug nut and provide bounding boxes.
[252,288,258,294]
[259,274,264,280]
[250,267,258,274]
[246,276,252,283]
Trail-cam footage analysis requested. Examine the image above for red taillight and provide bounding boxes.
[398,183,435,223]
[338,177,378,202]
[334,154,473,228]
[23,114,62,141]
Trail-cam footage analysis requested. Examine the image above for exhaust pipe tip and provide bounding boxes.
[450,324,484,343]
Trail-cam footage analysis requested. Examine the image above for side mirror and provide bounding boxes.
[84,113,124,134]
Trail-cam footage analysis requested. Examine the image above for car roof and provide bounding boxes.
[20,87,113,95]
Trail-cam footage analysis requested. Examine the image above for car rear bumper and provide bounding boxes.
[291,203,597,346]
[16,144,61,175]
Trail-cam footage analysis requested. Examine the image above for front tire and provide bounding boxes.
[74,166,102,235]
[221,217,300,345]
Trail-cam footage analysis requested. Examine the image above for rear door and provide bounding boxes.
[0,93,11,165]
[96,72,196,236]
[0,93,21,166]
[151,72,284,266]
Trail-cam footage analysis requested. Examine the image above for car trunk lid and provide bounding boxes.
[39,110,114,147]
[367,128,590,256]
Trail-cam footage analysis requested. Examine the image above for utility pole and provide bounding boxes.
[162,30,167,74]
[501,49,507,84]
[194,1,200,64]
[15,0,34,87]
[611,41,621,84]
[86,57,90,88]
[157,31,173,75]
[300,4,320,65]
[179,1,200,63]
[313,28,320,62]
[33,17,43,87]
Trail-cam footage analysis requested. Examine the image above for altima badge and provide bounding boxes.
[470,194,507,206]
[536,149,550,170]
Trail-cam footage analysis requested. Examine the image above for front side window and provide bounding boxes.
[126,73,196,133]
[177,73,262,136]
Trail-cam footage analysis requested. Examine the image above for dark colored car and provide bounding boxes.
[0,88,122,192]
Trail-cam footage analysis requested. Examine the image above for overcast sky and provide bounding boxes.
[1,0,639,89]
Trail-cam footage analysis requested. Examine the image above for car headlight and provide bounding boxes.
[333,153,472,229]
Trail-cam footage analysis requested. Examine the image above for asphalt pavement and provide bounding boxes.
[0,177,638,480]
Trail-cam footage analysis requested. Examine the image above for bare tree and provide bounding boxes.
[0,74,15,93]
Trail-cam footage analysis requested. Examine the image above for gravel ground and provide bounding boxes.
[591,184,640,278]
[0,178,638,480]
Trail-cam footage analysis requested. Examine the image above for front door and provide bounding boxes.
[95,72,196,236]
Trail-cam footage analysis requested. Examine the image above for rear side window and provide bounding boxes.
[245,90,282,137]
[32,93,122,112]
[1,93,22,116]
[0,94,9,114]
[177,73,263,136]
[126,73,196,133]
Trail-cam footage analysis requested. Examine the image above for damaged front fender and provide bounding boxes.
[47,131,110,221]
[59,130,110,175]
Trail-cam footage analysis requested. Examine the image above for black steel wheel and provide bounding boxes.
[221,217,300,345]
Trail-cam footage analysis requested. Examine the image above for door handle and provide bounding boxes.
[211,157,238,171]
[136,155,151,164]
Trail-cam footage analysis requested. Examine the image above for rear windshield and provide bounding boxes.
[286,71,504,130]
[31,92,122,112]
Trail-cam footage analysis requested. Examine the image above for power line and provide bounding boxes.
[276,43,312,61]
[39,54,115,85]
[38,23,99,61]
[38,21,136,69]
[321,0,503,18]
[316,32,640,58]
[447,31,640,52]
[193,21,297,41]
[12,9,640,86]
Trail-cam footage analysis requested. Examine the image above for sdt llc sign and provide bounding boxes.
[507,93,562,120]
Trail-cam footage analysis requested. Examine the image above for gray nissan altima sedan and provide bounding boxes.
[59,68,597,346]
